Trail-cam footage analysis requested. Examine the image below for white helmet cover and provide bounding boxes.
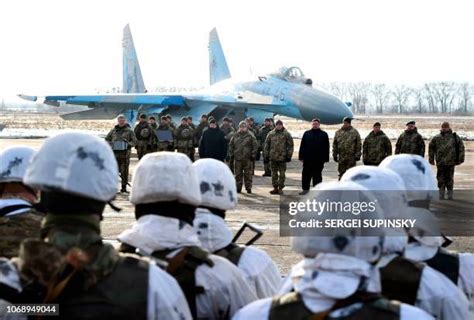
[290,181,385,263]
[380,155,442,246]
[24,132,118,202]
[379,154,437,201]
[0,146,36,183]
[341,166,410,253]
[341,165,409,218]
[131,152,201,206]
[192,159,237,211]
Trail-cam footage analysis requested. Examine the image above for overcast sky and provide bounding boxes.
[0,0,473,97]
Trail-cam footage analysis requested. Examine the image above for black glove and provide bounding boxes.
[286,157,292,163]
[263,157,270,164]
[333,155,338,163]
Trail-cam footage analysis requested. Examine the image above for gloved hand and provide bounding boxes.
[263,157,270,164]
[333,155,338,162]
[286,157,292,163]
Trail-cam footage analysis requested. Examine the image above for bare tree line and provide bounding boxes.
[320,82,473,115]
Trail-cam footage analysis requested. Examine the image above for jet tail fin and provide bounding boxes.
[209,28,231,85]
[122,24,146,93]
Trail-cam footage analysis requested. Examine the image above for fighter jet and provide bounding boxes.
[19,25,352,125]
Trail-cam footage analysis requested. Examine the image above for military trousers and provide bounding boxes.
[302,161,324,191]
[337,157,356,180]
[115,150,130,189]
[270,161,286,188]
[227,157,235,174]
[136,145,148,160]
[234,159,253,190]
[436,165,455,191]
[263,160,271,175]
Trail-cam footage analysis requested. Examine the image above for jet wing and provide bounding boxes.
[19,90,285,109]
[18,91,285,122]
[36,94,186,108]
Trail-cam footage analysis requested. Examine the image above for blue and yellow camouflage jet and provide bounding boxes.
[19,25,352,126]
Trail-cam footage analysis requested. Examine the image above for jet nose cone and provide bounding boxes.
[300,88,353,124]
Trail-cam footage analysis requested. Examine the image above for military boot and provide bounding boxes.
[447,190,454,200]
[270,186,279,195]
[439,190,445,200]
[246,188,252,194]
[262,171,271,177]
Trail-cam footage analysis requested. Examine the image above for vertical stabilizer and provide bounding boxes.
[209,28,231,85]
[122,24,146,93]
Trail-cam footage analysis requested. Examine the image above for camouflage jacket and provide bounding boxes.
[105,124,137,148]
[257,125,274,149]
[228,131,258,161]
[156,123,174,149]
[220,124,235,143]
[263,128,294,162]
[134,121,153,147]
[429,130,465,166]
[174,124,194,148]
[395,128,425,157]
[363,130,392,165]
[247,125,258,138]
[0,203,43,259]
[148,123,158,146]
[333,126,362,160]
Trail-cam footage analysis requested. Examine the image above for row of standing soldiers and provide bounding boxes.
[105,113,465,199]
[332,118,465,199]
[105,113,215,192]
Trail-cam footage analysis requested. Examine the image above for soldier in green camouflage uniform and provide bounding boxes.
[228,121,258,193]
[395,120,425,156]
[220,117,236,172]
[148,116,158,153]
[362,122,392,166]
[333,117,362,179]
[105,115,137,192]
[0,146,42,259]
[166,114,177,130]
[187,116,196,130]
[134,114,153,159]
[245,118,258,175]
[175,117,195,160]
[186,116,196,161]
[429,122,465,200]
[194,114,209,148]
[258,118,274,176]
[156,116,175,151]
[264,120,294,194]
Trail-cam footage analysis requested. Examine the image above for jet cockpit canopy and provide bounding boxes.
[270,66,312,85]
